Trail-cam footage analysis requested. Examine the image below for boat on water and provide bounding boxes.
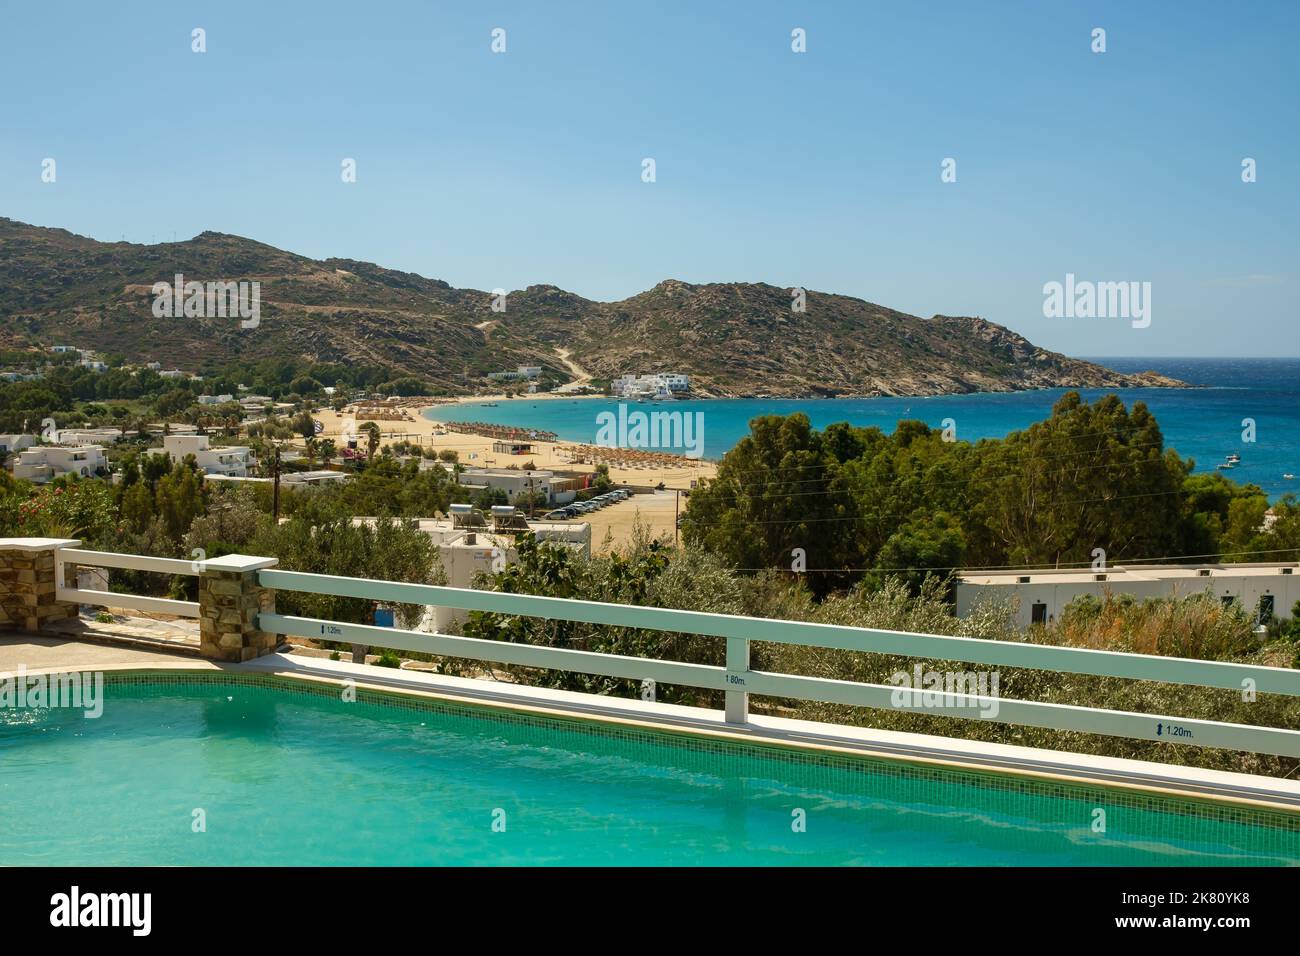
[1285,474,1295,480]
[1217,462,1236,470]
[1226,453,1241,463]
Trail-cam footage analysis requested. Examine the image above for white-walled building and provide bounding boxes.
[455,467,582,506]
[11,445,107,483]
[0,435,39,455]
[203,470,348,490]
[486,365,543,382]
[283,470,348,487]
[347,512,590,631]
[955,563,1300,628]
[611,372,690,398]
[58,427,124,446]
[150,434,254,476]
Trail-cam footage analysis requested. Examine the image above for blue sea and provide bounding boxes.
[429,358,1300,499]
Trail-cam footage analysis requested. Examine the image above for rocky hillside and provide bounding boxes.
[0,218,1183,397]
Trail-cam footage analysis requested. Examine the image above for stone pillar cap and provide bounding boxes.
[201,554,279,572]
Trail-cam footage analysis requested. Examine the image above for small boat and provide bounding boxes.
[1226,453,1241,464]
[1217,463,1235,470]
[1285,474,1295,480]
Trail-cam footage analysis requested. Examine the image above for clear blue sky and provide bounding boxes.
[2,1,1296,357]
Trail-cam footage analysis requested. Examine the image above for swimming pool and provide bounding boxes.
[1,674,1297,866]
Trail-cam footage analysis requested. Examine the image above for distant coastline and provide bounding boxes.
[419,358,1300,498]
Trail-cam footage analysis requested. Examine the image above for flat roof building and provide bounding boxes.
[456,467,579,506]
[150,434,255,477]
[0,435,39,455]
[11,445,107,483]
[349,512,591,632]
[956,562,1300,628]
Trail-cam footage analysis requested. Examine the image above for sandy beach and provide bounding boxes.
[312,396,717,490]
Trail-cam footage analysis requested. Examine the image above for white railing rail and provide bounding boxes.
[54,547,200,618]
[258,568,1300,759]
[31,542,1300,757]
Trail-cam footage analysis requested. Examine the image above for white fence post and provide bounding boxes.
[725,635,749,724]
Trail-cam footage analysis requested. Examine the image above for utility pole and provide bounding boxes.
[674,488,680,545]
[272,443,281,521]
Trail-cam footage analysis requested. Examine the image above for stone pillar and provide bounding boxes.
[198,554,279,662]
[0,538,81,633]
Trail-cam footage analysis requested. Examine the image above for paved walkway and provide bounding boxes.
[0,612,205,671]
[0,633,207,671]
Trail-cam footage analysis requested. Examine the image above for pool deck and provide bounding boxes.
[0,632,209,671]
[6,623,1300,814]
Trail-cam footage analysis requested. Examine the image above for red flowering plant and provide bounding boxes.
[15,478,117,547]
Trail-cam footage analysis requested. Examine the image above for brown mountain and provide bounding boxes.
[0,217,1183,397]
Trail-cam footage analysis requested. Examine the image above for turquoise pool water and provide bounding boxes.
[1,677,1297,866]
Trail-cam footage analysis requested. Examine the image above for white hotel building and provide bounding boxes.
[611,373,690,398]
[486,366,542,382]
[149,434,255,477]
[11,445,108,483]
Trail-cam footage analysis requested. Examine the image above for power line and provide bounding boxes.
[677,485,1287,529]
[724,544,1300,574]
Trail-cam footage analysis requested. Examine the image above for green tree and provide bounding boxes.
[970,393,1187,566]
[360,421,381,460]
[683,413,862,594]
[249,511,440,627]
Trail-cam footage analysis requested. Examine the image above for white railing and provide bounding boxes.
[54,547,200,618]
[30,541,1300,758]
[257,568,1300,759]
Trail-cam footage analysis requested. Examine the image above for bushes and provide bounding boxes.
[458,530,742,705]
[1051,591,1259,659]
[12,478,118,545]
[248,512,442,628]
